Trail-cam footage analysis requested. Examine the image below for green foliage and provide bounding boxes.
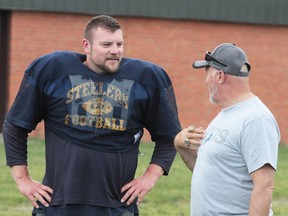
[0,139,287,216]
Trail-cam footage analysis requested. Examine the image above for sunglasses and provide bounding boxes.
[205,52,227,67]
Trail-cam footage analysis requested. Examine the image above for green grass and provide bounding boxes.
[0,138,287,216]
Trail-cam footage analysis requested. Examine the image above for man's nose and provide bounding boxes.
[109,44,120,54]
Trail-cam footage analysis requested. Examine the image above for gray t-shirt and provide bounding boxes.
[191,97,280,216]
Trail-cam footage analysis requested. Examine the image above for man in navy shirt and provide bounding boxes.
[3,15,181,216]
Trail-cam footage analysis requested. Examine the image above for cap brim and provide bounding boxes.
[192,60,209,69]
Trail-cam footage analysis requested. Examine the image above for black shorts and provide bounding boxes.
[32,203,138,216]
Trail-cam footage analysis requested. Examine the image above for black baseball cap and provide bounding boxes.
[192,43,251,77]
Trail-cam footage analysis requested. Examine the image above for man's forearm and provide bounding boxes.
[145,163,164,180]
[249,164,275,215]
[10,165,31,187]
[249,187,273,215]
[177,148,197,171]
[3,120,30,166]
[174,127,204,171]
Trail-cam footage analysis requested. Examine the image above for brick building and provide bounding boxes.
[0,1,288,143]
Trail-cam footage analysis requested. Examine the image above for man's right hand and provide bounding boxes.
[11,165,53,208]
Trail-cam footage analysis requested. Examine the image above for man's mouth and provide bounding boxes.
[107,57,119,61]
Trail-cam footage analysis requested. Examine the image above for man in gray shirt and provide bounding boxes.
[174,43,280,215]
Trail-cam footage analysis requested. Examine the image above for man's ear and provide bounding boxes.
[218,70,225,84]
[82,39,91,54]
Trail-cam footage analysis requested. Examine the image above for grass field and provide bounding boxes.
[0,138,287,216]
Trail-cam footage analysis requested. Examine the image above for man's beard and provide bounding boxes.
[97,58,121,74]
[209,85,218,104]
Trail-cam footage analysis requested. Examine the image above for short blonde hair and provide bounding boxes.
[84,15,121,42]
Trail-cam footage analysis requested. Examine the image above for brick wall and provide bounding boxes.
[8,11,288,143]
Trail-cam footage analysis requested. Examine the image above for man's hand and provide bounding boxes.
[121,164,163,205]
[174,126,205,171]
[174,125,204,151]
[11,165,53,208]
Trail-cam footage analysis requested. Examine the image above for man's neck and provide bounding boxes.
[223,92,254,108]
